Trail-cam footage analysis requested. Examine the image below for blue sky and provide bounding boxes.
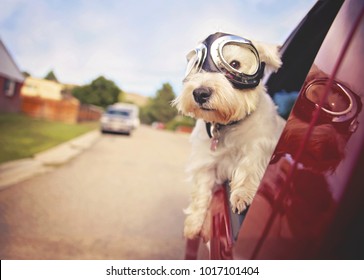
[0,0,316,96]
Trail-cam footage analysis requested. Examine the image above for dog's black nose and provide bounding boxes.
[193,87,212,105]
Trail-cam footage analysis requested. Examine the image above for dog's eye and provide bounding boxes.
[230,60,241,70]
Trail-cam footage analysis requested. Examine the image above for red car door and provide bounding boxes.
[234,0,364,259]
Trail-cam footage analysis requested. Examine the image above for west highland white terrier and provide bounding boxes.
[173,32,285,239]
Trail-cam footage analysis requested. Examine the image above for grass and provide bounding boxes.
[0,113,98,164]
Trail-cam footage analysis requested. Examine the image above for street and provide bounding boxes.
[0,125,192,259]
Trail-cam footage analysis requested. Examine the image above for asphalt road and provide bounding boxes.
[0,125,192,259]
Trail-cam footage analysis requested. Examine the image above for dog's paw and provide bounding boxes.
[230,189,254,214]
[184,213,204,239]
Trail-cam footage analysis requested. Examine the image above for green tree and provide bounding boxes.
[72,76,121,108]
[140,83,177,124]
[139,98,156,124]
[44,70,59,82]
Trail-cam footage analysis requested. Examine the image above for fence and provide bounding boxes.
[21,96,102,123]
[78,104,103,122]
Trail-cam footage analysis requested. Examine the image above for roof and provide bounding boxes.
[0,39,24,83]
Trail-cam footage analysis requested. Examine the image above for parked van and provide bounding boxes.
[100,103,140,135]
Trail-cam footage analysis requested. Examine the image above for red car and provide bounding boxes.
[186,0,364,259]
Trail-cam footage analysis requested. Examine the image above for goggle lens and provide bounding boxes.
[184,44,206,78]
[220,42,260,76]
[305,81,353,116]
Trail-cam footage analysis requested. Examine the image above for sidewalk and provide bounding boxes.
[0,130,101,190]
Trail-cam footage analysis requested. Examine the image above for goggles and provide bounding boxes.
[184,32,265,89]
[294,78,362,133]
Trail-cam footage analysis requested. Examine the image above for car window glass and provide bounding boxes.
[107,109,131,117]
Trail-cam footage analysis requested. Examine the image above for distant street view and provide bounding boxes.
[1,35,197,260]
[0,126,192,259]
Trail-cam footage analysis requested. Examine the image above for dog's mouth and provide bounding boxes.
[199,105,214,111]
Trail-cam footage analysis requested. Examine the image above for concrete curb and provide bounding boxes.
[0,130,101,190]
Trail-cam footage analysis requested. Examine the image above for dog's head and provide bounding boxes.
[173,32,281,124]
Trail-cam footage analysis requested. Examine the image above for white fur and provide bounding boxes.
[173,37,285,239]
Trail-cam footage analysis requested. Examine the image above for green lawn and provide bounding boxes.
[0,113,98,164]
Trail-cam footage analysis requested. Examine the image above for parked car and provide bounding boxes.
[100,103,140,135]
[185,0,364,259]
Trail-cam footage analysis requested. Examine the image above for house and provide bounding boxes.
[0,39,25,113]
[21,76,64,100]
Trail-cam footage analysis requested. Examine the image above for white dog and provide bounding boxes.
[173,32,285,240]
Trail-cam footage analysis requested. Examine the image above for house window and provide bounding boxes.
[3,79,16,97]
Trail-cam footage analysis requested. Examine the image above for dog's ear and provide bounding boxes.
[252,41,282,72]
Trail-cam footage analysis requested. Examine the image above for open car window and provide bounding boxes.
[267,0,345,119]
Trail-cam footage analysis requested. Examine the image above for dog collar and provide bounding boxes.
[205,120,241,151]
[205,121,240,139]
